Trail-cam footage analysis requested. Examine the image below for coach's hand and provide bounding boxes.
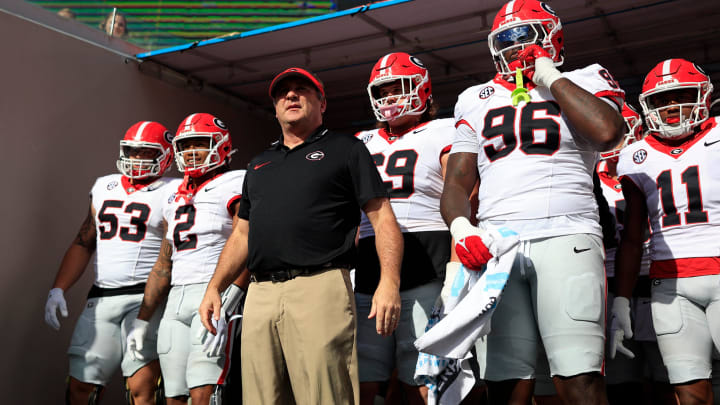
[609,296,635,359]
[44,288,68,330]
[369,278,401,337]
[450,217,494,271]
[126,319,150,361]
[199,287,223,336]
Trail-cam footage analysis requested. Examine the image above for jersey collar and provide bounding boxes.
[493,73,538,92]
[645,119,716,158]
[378,121,430,143]
[120,176,159,194]
[174,170,225,203]
[274,126,328,151]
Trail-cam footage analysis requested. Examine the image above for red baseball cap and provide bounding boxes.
[268,67,325,99]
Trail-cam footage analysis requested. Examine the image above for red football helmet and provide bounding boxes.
[173,113,234,178]
[488,0,564,77]
[117,121,174,179]
[600,103,644,161]
[367,52,432,122]
[639,58,713,139]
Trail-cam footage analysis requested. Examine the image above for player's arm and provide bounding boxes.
[550,78,624,151]
[51,204,97,290]
[363,196,403,337]
[614,178,648,299]
[45,204,97,330]
[609,176,647,358]
[440,151,460,263]
[137,219,173,321]
[518,46,624,151]
[440,152,479,226]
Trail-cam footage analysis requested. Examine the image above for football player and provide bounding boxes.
[614,58,720,405]
[44,121,179,405]
[599,103,676,404]
[355,52,457,404]
[126,113,248,405]
[440,0,625,403]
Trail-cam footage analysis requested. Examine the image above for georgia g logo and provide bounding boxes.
[540,2,558,16]
[409,56,426,69]
[163,130,174,144]
[306,151,325,161]
[633,149,647,164]
[213,118,227,130]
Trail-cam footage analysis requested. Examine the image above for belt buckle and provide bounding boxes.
[271,270,290,283]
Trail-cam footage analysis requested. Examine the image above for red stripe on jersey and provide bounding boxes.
[455,119,474,131]
[439,144,452,165]
[594,90,624,110]
[216,313,240,385]
[650,257,720,279]
[226,194,242,217]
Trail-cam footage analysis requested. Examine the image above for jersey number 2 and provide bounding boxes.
[173,204,197,251]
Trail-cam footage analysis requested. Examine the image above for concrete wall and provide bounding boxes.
[0,5,278,403]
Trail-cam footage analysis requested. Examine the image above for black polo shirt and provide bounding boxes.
[237,126,388,274]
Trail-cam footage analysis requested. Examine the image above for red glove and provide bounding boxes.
[450,217,493,271]
[508,44,552,81]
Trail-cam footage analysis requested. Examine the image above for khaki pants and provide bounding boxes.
[242,268,359,404]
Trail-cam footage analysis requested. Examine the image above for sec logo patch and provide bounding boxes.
[633,149,647,164]
[479,86,495,99]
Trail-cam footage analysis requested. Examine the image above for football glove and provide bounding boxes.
[126,319,150,361]
[609,296,635,359]
[44,288,68,330]
[509,45,563,88]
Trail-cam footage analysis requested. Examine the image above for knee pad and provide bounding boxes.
[209,385,223,405]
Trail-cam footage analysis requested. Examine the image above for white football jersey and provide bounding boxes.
[452,64,624,240]
[91,174,181,288]
[618,118,720,262]
[356,119,454,237]
[597,163,650,277]
[164,170,245,286]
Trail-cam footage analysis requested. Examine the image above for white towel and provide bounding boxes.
[414,227,519,404]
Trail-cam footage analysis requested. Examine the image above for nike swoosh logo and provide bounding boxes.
[413,128,427,134]
[573,247,591,253]
[204,186,215,192]
[254,161,271,170]
[704,139,720,147]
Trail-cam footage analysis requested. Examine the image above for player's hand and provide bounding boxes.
[450,217,493,271]
[126,319,150,361]
[609,296,635,359]
[200,316,228,357]
[509,45,562,88]
[221,284,245,316]
[45,288,68,330]
[369,279,401,337]
[199,287,223,336]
